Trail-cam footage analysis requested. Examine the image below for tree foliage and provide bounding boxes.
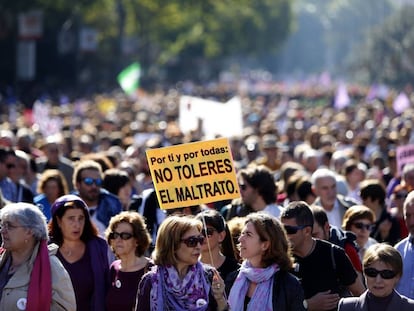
[349,5,414,87]
[1,0,293,85]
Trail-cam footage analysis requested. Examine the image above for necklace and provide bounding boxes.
[305,239,316,257]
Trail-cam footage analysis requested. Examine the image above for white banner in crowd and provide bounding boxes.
[18,10,43,40]
[179,96,243,139]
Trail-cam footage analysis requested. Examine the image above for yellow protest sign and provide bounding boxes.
[146,138,240,209]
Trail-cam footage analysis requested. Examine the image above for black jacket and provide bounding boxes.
[225,268,306,311]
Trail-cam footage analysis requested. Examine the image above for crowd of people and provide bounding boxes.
[0,84,414,310]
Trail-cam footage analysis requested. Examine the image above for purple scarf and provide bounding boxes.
[27,240,52,311]
[228,261,279,311]
[150,261,210,311]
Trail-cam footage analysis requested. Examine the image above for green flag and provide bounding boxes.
[117,62,141,95]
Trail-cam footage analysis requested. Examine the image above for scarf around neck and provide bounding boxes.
[228,260,279,311]
[27,240,52,311]
[150,261,210,311]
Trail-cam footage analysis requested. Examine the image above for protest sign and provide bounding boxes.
[397,144,414,174]
[146,138,240,209]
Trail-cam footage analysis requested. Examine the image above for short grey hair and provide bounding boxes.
[0,203,48,240]
[311,168,336,185]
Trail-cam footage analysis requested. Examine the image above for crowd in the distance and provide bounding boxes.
[0,84,413,310]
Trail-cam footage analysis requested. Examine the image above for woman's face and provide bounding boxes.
[117,183,132,208]
[238,222,268,266]
[57,208,85,241]
[200,226,223,253]
[110,222,137,258]
[365,260,400,297]
[349,218,372,248]
[176,227,203,267]
[0,218,32,251]
[43,179,60,202]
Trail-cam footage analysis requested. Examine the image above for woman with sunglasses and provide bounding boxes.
[135,215,229,311]
[226,212,305,311]
[48,194,110,311]
[338,243,414,310]
[105,211,152,311]
[195,209,240,281]
[342,205,378,262]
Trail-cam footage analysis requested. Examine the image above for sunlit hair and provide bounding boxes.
[37,169,69,196]
[342,205,376,231]
[245,212,293,270]
[195,209,237,261]
[363,244,403,277]
[0,203,48,241]
[153,215,202,266]
[105,211,152,257]
[72,159,103,188]
[48,200,98,245]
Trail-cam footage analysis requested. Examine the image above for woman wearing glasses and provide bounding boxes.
[135,215,229,311]
[226,212,305,311]
[48,194,110,311]
[105,211,152,311]
[342,205,378,262]
[195,209,240,281]
[0,202,76,310]
[338,243,414,310]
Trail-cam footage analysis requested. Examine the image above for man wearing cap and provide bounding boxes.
[72,159,122,235]
[281,201,365,311]
[36,135,74,191]
[252,134,282,173]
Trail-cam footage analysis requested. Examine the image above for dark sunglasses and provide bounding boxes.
[81,177,103,186]
[364,267,397,279]
[201,227,217,237]
[353,222,373,231]
[181,235,205,247]
[109,232,134,240]
[284,224,309,235]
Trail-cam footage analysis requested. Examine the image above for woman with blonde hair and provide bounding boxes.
[135,215,228,311]
[34,169,69,221]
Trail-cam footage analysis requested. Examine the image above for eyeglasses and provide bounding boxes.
[181,235,205,247]
[0,222,24,231]
[81,177,103,186]
[6,163,15,169]
[283,224,310,235]
[201,227,217,237]
[108,232,134,240]
[364,267,397,279]
[352,222,373,231]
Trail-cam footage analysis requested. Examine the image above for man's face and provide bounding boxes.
[314,177,337,207]
[404,171,414,191]
[312,222,329,240]
[76,169,101,204]
[239,179,258,208]
[404,200,414,236]
[281,217,306,253]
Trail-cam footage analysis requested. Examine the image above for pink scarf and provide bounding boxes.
[26,240,52,311]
